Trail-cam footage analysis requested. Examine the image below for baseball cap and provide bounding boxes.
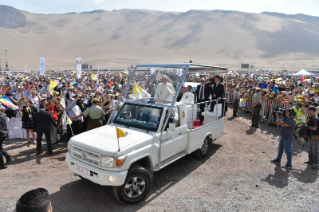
[307,106,316,111]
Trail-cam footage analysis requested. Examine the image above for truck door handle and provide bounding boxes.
[178,133,182,135]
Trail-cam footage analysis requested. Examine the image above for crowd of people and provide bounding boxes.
[0,71,130,169]
[0,69,319,171]
[1,69,319,212]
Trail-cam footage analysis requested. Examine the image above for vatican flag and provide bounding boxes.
[240,98,247,103]
[116,127,126,139]
[91,73,97,81]
[67,116,72,125]
[132,83,150,99]
[49,80,58,92]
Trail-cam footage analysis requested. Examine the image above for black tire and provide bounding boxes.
[193,136,211,159]
[113,165,152,204]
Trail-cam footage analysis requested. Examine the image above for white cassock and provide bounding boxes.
[154,83,175,102]
[181,92,194,104]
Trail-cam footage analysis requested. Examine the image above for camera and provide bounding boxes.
[295,123,308,139]
[273,108,286,118]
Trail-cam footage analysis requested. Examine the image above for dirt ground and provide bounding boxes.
[1,107,319,212]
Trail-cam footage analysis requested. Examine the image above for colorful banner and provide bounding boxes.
[39,57,45,75]
[0,96,21,112]
[258,83,268,89]
[76,57,82,79]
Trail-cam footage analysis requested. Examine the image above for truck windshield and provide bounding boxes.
[120,65,187,107]
[113,103,163,132]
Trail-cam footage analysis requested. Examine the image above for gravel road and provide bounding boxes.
[1,108,319,212]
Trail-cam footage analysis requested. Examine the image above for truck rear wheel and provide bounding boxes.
[113,165,152,204]
[194,136,211,158]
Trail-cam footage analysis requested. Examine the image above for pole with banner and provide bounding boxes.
[98,64,100,72]
[39,57,45,75]
[76,58,82,79]
[25,65,27,72]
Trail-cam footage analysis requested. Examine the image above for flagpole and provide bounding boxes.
[116,128,120,152]
[69,124,74,137]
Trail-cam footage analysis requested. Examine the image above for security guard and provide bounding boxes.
[252,87,261,128]
[304,106,319,170]
[75,98,113,130]
[233,87,240,117]
[292,102,302,125]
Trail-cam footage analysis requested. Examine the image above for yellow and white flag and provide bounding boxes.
[240,98,247,103]
[67,116,72,125]
[116,127,126,139]
[49,80,58,92]
[132,83,150,99]
[91,73,97,81]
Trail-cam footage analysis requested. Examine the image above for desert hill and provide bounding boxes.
[0,5,319,71]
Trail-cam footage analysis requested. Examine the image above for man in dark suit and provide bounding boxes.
[210,76,225,115]
[33,104,58,156]
[0,107,13,169]
[136,106,151,122]
[195,78,211,124]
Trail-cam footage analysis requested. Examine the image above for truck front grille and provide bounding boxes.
[71,146,100,167]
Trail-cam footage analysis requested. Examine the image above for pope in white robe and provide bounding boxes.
[154,76,175,102]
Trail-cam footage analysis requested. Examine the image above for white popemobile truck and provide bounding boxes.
[66,63,227,204]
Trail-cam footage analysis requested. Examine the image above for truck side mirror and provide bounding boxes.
[168,123,176,131]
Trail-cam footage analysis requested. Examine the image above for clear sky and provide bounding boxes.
[1,0,319,16]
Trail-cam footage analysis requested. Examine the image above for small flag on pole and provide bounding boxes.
[91,73,97,81]
[132,83,150,99]
[67,116,72,125]
[116,127,126,151]
[116,127,125,139]
[49,80,58,92]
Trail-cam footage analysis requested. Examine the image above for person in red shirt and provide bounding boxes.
[46,97,59,145]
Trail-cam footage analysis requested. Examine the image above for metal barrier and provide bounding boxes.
[225,89,295,129]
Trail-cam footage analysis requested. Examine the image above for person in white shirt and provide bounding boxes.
[29,90,41,111]
[15,87,24,100]
[181,85,194,104]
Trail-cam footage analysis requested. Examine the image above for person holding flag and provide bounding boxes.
[67,96,83,139]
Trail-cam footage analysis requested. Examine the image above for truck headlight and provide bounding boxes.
[100,156,127,167]
[101,156,114,167]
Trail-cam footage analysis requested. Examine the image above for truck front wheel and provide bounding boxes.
[113,165,152,204]
[194,136,211,158]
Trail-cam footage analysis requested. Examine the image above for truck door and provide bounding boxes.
[160,107,188,161]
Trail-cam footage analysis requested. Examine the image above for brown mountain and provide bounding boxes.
[0,5,319,71]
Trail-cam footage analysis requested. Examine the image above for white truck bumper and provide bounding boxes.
[66,153,128,186]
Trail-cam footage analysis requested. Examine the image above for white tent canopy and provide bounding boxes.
[293,69,314,76]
